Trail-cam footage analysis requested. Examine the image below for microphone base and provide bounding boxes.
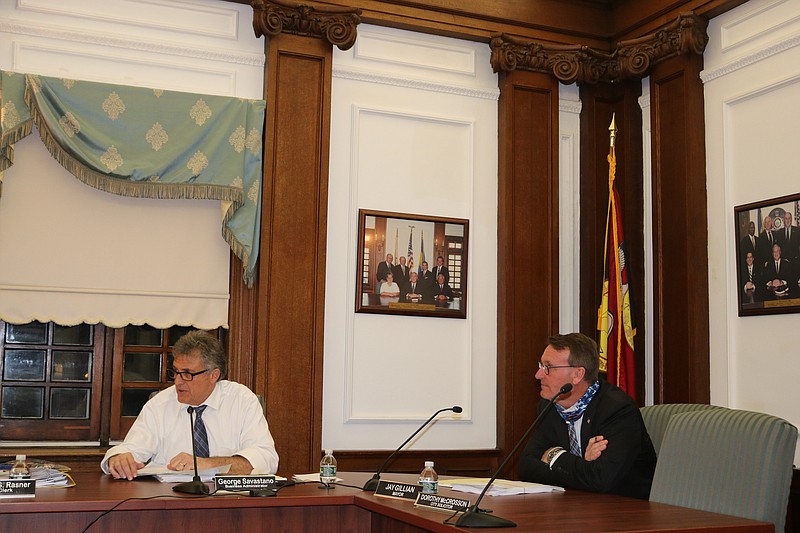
[362,476,380,492]
[172,479,210,495]
[455,509,516,528]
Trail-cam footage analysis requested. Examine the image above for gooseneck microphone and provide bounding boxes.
[173,406,210,495]
[456,384,573,528]
[362,405,463,492]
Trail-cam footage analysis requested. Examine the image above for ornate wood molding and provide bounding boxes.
[490,12,708,84]
[251,0,361,50]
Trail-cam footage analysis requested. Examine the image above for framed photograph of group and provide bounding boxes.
[734,193,800,316]
[355,209,468,319]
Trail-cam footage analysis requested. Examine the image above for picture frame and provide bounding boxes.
[734,193,800,316]
[355,209,468,319]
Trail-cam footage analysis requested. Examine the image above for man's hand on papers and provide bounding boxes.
[108,452,145,480]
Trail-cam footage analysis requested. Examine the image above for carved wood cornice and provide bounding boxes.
[490,12,709,84]
[251,0,361,50]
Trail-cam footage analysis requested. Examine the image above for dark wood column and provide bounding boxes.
[579,81,646,403]
[496,69,561,477]
[649,52,710,404]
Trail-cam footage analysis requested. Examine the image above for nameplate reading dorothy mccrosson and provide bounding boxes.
[374,480,420,501]
[414,492,471,513]
[214,475,276,491]
[0,479,35,498]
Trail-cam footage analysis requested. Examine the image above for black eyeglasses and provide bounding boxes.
[167,368,210,381]
[538,362,581,375]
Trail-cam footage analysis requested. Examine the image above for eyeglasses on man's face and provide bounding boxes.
[167,368,210,382]
[537,361,581,375]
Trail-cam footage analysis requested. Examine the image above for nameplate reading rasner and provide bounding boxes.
[414,492,471,513]
[0,479,36,498]
[374,480,420,501]
[214,475,276,491]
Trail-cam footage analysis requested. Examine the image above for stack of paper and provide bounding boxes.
[30,467,76,487]
[440,478,564,496]
[292,473,342,483]
[136,463,230,483]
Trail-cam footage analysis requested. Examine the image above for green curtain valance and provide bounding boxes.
[1,70,263,287]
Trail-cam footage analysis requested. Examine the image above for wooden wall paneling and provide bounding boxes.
[256,32,332,477]
[649,52,710,404]
[497,69,560,479]
[226,254,257,390]
[579,81,646,403]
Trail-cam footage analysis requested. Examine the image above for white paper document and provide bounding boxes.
[136,463,230,483]
[440,478,564,496]
[292,473,343,483]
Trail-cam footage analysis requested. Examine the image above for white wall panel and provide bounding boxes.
[325,25,498,450]
[704,0,800,462]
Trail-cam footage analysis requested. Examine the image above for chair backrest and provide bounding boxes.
[639,403,721,455]
[650,408,797,532]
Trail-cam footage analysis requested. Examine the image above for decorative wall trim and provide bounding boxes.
[252,0,361,50]
[701,31,800,83]
[18,0,241,40]
[489,12,708,84]
[0,20,265,66]
[332,67,500,100]
[719,0,793,53]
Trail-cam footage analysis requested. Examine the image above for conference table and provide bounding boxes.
[0,471,772,532]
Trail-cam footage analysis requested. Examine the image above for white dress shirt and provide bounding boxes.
[101,380,279,474]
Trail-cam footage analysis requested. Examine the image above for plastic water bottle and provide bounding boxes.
[419,460,438,494]
[320,449,337,484]
[9,454,31,479]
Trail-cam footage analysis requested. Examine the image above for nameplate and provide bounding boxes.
[414,492,470,513]
[214,475,276,491]
[0,479,36,498]
[374,480,420,501]
[388,302,436,311]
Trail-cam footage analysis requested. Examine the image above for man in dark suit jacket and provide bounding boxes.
[739,221,758,265]
[375,254,394,286]
[762,242,794,288]
[401,271,428,302]
[431,273,453,301]
[756,216,777,268]
[777,211,800,264]
[520,333,656,500]
[419,261,435,289]
[432,255,449,284]
[392,256,410,288]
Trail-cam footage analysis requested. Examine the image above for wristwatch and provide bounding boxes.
[545,447,565,465]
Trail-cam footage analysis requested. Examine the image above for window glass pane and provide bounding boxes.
[51,351,92,382]
[50,388,90,419]
[53,324,93,346]
[3,350,46,381]
[5,322,47,344]
[122,388,159,417]
[123,352,161,382]
[168,327,195,347]
[125,325,162,346]
[1,386,45,418]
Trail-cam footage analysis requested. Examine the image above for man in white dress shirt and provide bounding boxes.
[101,331,279,479]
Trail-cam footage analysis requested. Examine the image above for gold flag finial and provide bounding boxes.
[609,113,617,148]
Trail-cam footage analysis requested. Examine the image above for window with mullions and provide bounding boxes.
[0,321,104,441]
[447,239,464,294]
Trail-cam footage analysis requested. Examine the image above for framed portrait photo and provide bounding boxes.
[355,209,468,319]
[734,193,800,316]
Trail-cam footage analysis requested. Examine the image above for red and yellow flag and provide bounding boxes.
[597,114,636,396]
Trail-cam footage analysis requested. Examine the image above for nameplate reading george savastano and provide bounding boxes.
[374,480,420,501]
[0,479,36,498]
[214,475,276,491]
[414,492,471,513]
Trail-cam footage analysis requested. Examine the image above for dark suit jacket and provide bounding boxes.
[519,380,657,500]
[419,269,435,288]
[401,279,428,302]
[392,263,410,287]
[763,257,794,286]
[431,281,453,300]
[739,233,757,263]
[777,225,800,263]
[432,264,449,284]
[756,230,777,267]
[376,261,393,283]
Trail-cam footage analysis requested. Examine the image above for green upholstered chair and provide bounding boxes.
[640,403,721,455]
[649,408,797,532]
